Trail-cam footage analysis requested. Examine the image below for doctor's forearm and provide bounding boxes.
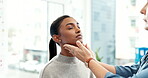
[97,61,116,74]
[88,59,109,78]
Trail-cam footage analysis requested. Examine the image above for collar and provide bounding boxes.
[56,54,80,64]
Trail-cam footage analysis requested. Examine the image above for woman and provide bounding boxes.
[39,15,95,78]
[64,2,148,78]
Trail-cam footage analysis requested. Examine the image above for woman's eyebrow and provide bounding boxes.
[66,22,79,26]
[66,23,73,26]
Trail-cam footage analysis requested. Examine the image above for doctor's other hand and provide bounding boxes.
[64,40,94,62]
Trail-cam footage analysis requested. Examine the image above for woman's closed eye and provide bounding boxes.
[66,22,80,30]
[67,25,74,30]
[67,25,80,30]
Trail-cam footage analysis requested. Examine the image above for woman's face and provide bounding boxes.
[141,2,148,30]
[58,17,83,45]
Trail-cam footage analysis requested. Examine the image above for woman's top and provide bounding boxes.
[105,53,148,78]
[39,54,95,78]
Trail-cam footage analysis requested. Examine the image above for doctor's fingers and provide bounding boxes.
[75,51,86,62]
[85,44,93,52]
[64,44,79,54]
[76,41,89,52]
[77,41,92,56]
[85,44,94,56]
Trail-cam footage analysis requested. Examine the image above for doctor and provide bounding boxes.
[64,2,148,78]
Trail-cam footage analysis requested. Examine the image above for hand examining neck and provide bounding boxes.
[63,40,94,62]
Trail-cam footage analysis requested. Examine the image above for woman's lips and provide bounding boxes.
[76,34,82,39]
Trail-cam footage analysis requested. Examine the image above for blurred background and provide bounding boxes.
[0,0,148,78]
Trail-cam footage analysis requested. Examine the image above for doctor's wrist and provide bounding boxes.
[85,57,95,68]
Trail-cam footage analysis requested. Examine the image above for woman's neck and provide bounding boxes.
[60,47,74,57]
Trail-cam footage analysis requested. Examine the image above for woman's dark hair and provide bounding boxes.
[49,15,70,61]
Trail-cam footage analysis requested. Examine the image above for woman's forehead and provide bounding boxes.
[61,17,77,25]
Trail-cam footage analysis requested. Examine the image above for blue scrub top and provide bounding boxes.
[105,54,148,78]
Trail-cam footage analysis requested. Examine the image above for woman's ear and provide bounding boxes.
[52,35,61,43]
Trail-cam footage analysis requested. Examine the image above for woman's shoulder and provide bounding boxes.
[39,58,58,78]
[45,56,59,67]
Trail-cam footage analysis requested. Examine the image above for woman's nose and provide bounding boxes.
[140,10,146,15]
[140,3,148,15]
[140,9,146,15]
[75,27,81,33]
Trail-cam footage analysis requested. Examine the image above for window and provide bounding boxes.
[1,0,47,78]
[101,23,106,32]
[129,37,136,47]
[93,12,100,21]
[131,0,136,6]
[131,19,136,27]
[94,32,99,41]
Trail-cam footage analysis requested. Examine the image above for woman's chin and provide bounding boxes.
[77,39,83,43]
[64,39,83,46]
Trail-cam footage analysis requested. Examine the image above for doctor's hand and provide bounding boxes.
[63,40,94,62]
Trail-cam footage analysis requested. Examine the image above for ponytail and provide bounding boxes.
[49,38,57,61]
[49,15,70,61]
